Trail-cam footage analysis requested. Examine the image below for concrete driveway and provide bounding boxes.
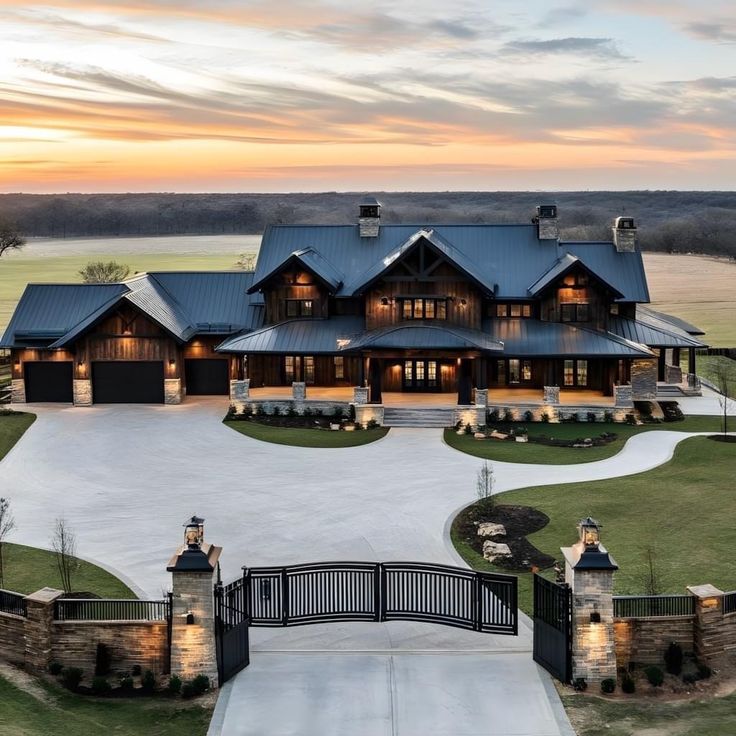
[1,398,718,735]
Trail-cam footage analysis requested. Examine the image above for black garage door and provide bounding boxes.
[92,361,164,404]
[185,359,229,395]
[24,362,73,402]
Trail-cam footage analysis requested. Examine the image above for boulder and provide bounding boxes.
[515,435,528,443]
[482,540,512,562]
[489,430,508,440]
[477,522,506,537]
[474,432,486,439]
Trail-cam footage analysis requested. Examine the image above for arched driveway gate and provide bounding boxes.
[214,561,518,685]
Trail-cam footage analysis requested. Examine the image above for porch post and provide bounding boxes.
[457,359,472,405]
[476,357,488,390]
[657,349,666,381]
[673,348,680,367]
[688,347,696,376]
[369,358,382,404]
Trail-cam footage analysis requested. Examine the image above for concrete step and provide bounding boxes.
[383,407,456,428]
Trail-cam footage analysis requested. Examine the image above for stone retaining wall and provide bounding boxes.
[614,617,695,667]
[0,611,26,666]
[52,620,169,675]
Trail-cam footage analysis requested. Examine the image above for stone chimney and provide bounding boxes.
[612,216,637,252]
[359,196,381,238]
[533,204,558,240]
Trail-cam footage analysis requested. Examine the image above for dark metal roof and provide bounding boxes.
[1,283,128,348]
[528,253,624,298]
[482,318,655,357]
[216,316,365,354]
[2,271,263,349]
[251,224,650,305]
[636,306,705,337]
[345,322,503,352]
[609,316,705,349]
[248,249,344,294]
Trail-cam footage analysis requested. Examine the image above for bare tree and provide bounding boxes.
[712,359,733,437]
[639,545,661,596]
[476,461,495,514]
[78,260,131,283]
[0,498,16,587]
[51,518,78,593]
[235,252,258,271]
[0,217,25,257]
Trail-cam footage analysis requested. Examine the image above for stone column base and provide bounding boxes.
[11,378,25,404]
[355,404,384,427]
[229,379,250,404]
[353,386,369,405]
[292,382,306,401]
[543,385,560,404]
[164,379,182,405]
[613,385,634,408]
[73,379,92,406]
[474,388,488,407]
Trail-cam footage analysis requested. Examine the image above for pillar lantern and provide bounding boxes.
[184,515,205,549]
[578,516,601,548]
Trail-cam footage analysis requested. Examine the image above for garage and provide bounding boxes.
[92,361,164,404]
[185,359,229,395]
[23,362,73,402]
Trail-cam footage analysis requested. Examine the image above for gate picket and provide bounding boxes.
[532,574,572,683]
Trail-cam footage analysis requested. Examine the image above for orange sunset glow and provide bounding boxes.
[1,0,735,191]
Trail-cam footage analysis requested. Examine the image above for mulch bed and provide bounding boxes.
[454,502,556,571]
[226,415,342,429]
[708,434,736,443]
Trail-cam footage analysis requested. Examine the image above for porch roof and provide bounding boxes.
[482,318,655,358]
[609,316,705,349]
[344,322,504,352]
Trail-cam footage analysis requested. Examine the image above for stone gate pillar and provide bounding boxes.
[167,516,221,687]
[561,517,618,686]
[24,587,65,673]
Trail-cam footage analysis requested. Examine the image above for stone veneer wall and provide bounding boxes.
[73,379,92,406]
[52,621,169,674]
[11,379,25,404]
[614,617,695,667]
[665,365,683,385]
[631,359,658,400]
[0,612,26,666]
[164,378,182,405]
[487,405,630,423]
[354,404,384,426]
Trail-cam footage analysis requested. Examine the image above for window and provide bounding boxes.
[400,298,447,320]
[285,299,314,318]
[562,272,588,287]
[610,304,619,315]
[284,355,315,383]
[303,356,315,384]
[564,360,575,386]
[522,360,532,381]
[284,356,295,382]
[334,356,344,380]
[577,359,588,386]
[560,303,590,322]
[494,303,532,318]
[564,359,588,387]
[509,359,520,384]
[496,360,506,385]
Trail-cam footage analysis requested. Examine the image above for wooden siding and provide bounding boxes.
[182,336,240,380]
[246,354,360,387]
[11,349,74,379]
[539,267,611,330]
[263,269,328,324]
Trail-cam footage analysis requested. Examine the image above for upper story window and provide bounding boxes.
[286,299,314,318]
[495,303,532,318]
[401,298,447,320]
[560,303,590,322]
[561,272,588,287]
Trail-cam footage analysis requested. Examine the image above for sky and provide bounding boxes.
[1,0,735,192]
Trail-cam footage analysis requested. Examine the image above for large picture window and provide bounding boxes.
[495,303,532,318]
[400,297,447,320]
[283,355,316,384]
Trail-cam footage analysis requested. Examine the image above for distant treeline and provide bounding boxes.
[1,191,735,257]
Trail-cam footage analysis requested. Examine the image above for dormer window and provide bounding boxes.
[401,297,447,320]
[286,299,314,318]
[561,303,590,322]
[495,303,532,318]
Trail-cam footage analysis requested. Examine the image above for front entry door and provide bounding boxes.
[403,360,440,391]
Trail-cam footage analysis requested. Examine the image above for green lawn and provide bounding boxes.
[444,415,724,465]
[563,691,736,736]
[0,674,212,736]
[0,412,36,462]
[0,253,238,330]
[452,436,736,614]
[225,420,389,447]
[1,543,135,598]
[686,355,736,399]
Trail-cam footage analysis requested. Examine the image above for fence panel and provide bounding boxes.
[0,589,26,617]
[54,598,170,621]
[613,595,695,618]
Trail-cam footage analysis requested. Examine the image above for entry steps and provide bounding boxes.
[383,406,456,428]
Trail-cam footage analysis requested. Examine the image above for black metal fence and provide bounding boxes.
[54,598,170,621]
[0,589,27,617]
[723,591,736,615]
[532,575,571,683]
[613,594,695,618]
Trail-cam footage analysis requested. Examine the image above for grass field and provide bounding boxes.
[452,436,736,613]
[643,253,736,347]
[0,412,36,461]
[225,420,389,447]
[443,415,723,465]
[0,673,212,736]
[0,252,239,330]
[685,355,736,399]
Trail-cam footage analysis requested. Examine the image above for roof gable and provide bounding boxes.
[528,253,624,298]
[248,248,344,294]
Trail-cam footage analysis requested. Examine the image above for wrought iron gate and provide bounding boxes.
[532,574,572,683]
[215,561,518,684]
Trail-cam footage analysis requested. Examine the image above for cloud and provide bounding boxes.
[682,21,736,43]
[501,36,631,60]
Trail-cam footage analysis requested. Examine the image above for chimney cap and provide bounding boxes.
[536,204,558,219]
[614,216,636,229]
[360,195,382,207]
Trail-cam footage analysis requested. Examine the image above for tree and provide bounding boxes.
[476,461,495,514]
[78,261,131,283]
[639,545,661,596]
[0,498,16,587]
[712,359,734,437]
[0,217,25,257]
[51,518,78,593]
[235,252,258,271]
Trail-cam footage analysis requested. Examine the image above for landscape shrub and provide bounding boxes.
[272,405,281,416]
[313,408,323,417]
[62,667,84,691]
[225,404,237,419]
[625,413,637,425]
[523,410,533,422]
[366,419,380,429]
[621,673,636,693]
[302,406,312,417]
[118,676,134,692]
[91,676,112,696]
[644,665,664,687]
[181,682,196,699]
[587,412,597,423]
[353,422,363,430]
[540,412,550,423]
[332,405,345,418]
[241,404,252,418]
[572,677,587,692]
[167,675,182,695]
[697,663,712,679]
[131,664,142,676]
[487,409,499,423]
[141,669,156,694]
[682,673,697,685]
[255,404,265,417]
[286,405,297,417]
[48,662,63,676]
[600,678,616,694]
[348,404,356,421]
[503,409,514,422]
[190,674,210,696]
[464,423,473,435]
[664,642,684,675]
[604,410,614,422]
[95,642,112,676]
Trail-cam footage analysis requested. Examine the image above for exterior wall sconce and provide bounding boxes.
[185,611,195,625]
[590,611,601,623]
[77,360,85,368]
[379,296,393,307]
[169,358,176,367]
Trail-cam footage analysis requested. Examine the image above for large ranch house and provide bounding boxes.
[2,202,706,425]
